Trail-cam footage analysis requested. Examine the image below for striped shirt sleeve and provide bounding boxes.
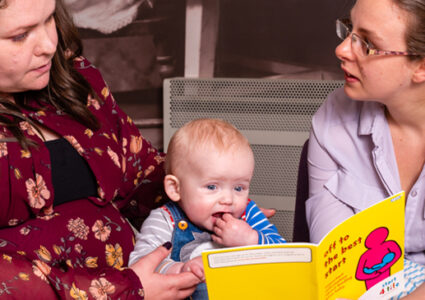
[244,200,286,244]
[128,206,180,273]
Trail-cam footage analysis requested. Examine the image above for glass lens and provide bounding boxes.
[336,20,349,40]
[351,34,368,56]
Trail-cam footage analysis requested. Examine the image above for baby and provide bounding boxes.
[129,118,286,299]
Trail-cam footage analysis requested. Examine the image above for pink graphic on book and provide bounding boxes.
[355,227,402,290]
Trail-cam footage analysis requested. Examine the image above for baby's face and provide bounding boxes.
[176,145,254,231]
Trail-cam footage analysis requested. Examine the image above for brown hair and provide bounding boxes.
[393,0,425,59]
[165,118,252,175]
[0,0,100,149]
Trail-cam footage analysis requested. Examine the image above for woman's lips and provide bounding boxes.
[344,70,359,83]
[33,61,51,74]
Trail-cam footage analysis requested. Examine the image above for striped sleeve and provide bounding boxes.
[390,259,425,299]
[128,206,179,273]
[244,200,286,244]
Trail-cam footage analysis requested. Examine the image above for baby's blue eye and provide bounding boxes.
[234,186,243,192]
[206,185,216,190]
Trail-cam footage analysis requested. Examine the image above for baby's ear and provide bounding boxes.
[164,175,181,202]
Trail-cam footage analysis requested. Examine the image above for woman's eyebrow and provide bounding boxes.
[9,23,36,34]
[350,11,384,43]
[357,26,384,43]
[8,9,55,34]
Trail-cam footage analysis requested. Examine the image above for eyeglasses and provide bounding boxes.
[336,18,423,57]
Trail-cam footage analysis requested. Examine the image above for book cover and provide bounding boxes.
[202,192,405,300]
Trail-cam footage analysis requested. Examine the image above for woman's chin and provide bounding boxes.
[343,85,370,102]
[27,73,51,91]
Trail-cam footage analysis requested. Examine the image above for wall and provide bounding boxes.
[216,0,354,79]
[76,0,186,151]
[72,0,354,150]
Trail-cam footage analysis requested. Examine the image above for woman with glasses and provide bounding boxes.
[307,0,425,297]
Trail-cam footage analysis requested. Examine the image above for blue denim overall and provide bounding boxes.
[165,202,209,300]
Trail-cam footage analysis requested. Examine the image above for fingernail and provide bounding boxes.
[162,241,172,250]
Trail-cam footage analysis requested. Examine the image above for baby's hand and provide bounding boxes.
[182,256,205,281]
[212,213,258,247]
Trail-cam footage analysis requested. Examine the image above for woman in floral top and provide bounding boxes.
[0,0,200,299]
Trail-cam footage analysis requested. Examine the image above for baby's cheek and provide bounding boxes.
[234,205,246,219]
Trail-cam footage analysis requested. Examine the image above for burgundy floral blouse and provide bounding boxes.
[0,57,165,299]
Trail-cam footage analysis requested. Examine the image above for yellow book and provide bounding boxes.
[202,192,405,300]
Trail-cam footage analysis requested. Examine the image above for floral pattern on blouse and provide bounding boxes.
[0,57,165,299]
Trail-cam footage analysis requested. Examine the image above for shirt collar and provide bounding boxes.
[358,101,387,137]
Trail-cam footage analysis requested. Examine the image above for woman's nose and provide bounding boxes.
[335,35,354,62]
[34,26,57,57]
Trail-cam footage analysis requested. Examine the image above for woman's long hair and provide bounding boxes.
[0,0,100,149]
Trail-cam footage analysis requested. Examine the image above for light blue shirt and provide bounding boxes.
[306,87,425,265]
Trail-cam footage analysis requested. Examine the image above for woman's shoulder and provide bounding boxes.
[72,56,93,69]
[72,56,105,88]
[313,87,364,127]
[72,56,115,108]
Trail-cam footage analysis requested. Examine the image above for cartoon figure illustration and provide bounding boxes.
[355,227,402,290]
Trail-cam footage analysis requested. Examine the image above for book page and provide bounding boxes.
[203,244,319,300]
[316,192,405,300]
[202,192,405,300]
